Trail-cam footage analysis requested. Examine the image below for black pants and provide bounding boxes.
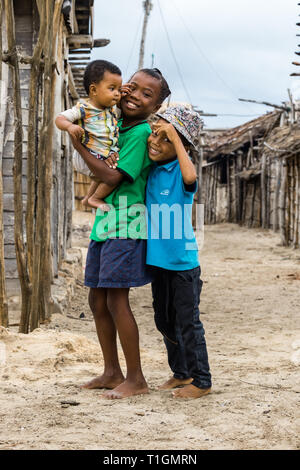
[151,266,212,389]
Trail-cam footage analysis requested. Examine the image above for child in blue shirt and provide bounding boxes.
[146,106,212,398]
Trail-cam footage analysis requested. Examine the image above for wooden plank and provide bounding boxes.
[3,193,26,212]
[4,244,16,259]
[2,158,27,176]
[3,212,14,226]
[14,15,33,33]
[4,258,18,279]
[4,225,15,244]
[3,176,27,194]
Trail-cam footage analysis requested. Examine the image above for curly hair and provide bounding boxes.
[83,60,122,95]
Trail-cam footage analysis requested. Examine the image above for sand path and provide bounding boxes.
[0,218,299,450]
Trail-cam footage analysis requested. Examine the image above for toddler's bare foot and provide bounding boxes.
[172,384,211,399]
[87,195,111,211]
[80,373,124,390]
[158,377,193,390]
[101,379,149,399]
[81,195,89,207]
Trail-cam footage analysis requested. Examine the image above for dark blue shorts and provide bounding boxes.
[84,238,153,289]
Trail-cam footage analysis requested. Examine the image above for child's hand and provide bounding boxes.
[67,123,84,141]
[104,152,119,169]
[152,122,179,144]
[120,83,134,98]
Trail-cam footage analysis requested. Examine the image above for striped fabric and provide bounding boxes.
[60,99,119,157]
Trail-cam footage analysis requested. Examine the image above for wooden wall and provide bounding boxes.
[201,146,300,248]
[1,0,74,292]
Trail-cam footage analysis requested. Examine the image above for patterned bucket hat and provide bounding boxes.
[157,105,203,149]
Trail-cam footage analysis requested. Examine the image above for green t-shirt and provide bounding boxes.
[90,120,152,241]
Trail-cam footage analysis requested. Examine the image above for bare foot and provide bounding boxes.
[88,196,111,211]
[80,373,124,390]
[101,379,149,399]
[158,377,193,390]
[172,384,211,399]
[81,196,89,207]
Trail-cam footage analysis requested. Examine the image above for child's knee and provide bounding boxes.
[88,288,105,316]
[107,290,129,317]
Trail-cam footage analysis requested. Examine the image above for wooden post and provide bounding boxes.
[226,158,231,222]
[273,158,281,231]
[30,0,62,330]
[261,153,267,228]
[0,1,8,328]
[26,0,47,286]
[138,0,153,69]
[4,0,31,333]
[279,158,288,246]
[293,158,299,248]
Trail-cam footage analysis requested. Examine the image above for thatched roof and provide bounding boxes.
[263,124,300,158]
[204,111,281,160]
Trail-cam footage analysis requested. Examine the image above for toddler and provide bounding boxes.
[55,60,123,210]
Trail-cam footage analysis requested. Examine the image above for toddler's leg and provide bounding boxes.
[82,180,99,207]
[88,182,117,211]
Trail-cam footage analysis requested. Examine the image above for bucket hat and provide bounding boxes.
[157,105,203,149]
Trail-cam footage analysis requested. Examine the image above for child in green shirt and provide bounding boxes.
[71,68,171,399]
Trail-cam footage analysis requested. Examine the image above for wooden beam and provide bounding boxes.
[69,49,90,54]
[4,0,31,332]
[68,63,79,100]
[238,98,290,112]
[68,35,110,49]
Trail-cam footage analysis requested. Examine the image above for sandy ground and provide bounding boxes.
[0,213,299,450]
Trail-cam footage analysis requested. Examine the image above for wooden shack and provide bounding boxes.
[0,0,112,330]
[263,124,300,248]
[202,111,281,227]
[202,108,300,249]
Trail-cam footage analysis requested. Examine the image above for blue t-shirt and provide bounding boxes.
[146,159,199,271]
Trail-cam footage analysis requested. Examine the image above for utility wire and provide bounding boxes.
[125,11,143,78]
[157,0,193,103]
[217,113,261,117]
[173,0,253,112]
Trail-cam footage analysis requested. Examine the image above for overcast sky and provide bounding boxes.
[91,0,300,128]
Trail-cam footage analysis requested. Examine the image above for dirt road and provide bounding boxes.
[0,218,299,450]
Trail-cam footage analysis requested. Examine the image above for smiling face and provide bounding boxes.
[148,119,178,163]
[90,71,122,109]
[121,71,162,121]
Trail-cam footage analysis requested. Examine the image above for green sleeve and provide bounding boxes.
[117,127,151,182]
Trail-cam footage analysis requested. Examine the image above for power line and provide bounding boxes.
[217,113,261,117]
[173,0,253,112]
[157,0,193,103]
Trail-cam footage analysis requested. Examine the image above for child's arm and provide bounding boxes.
[55,114,84,141]
[153,123,197,185]
[71,137,124,187]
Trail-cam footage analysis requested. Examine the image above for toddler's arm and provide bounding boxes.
[55,107,84,141]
